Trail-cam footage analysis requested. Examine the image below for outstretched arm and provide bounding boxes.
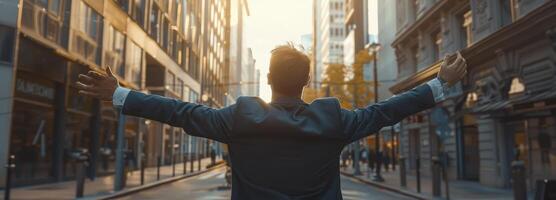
[342,52,467,143]
[76,67,234,143]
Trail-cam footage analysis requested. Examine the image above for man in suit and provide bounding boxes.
[76,44,467,199]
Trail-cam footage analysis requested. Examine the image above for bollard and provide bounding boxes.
[190,153,194,173]
[512,161,526,200]
[198,153,201,171]
[399,156,406,187]
[157,156,161,181]
[140,157,145,185]
[442,153,450,200]
[416,157,421,193]
[75,161,86,198]
[431,156,441,197]
[172,153,176,177]
[183,155,187,174]
[69,149,90,198]
[4,155,15,200]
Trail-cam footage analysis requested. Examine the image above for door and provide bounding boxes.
[462,125,480,180]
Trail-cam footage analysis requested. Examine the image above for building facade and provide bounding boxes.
[313,0,346,86]
[390,0,556,193]
[240,48,259,96]
[228,0,250,102]
[374,0,399,161]
[0,0,231,187]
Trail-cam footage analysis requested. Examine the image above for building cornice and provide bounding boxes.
[391,0,449,47]
[389,1,556,94]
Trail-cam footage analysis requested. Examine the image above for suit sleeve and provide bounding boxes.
[121,91,235,143]
[341,84,436,143]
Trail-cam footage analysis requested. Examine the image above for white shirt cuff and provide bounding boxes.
[426,78,447,103]
[113,86,131,109]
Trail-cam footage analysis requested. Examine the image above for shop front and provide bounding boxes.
[11,72,58,185]
[10,37,68,185]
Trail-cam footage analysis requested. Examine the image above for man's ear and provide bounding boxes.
[304,75,311,87]
[267,73,272,85]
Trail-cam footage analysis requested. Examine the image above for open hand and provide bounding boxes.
[438,52,467,86]
[76,66,118,101]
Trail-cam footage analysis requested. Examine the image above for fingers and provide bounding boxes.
[88,71,105,80]
[78,74,96,84]
[78,90,100,98]
[105,66,116,78]
[452,51,465,68]
[441,54,450,69]
[75,81,97,92]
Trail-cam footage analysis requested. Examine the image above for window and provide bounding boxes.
[172,0,180,22]
[74,1,103,65]
[431,30,441,62]
[500,0,515,26]
[149,4,160,41]
[189,90,199,103]
[131,0,147,27]
[114,0,129,12]
[105,25,125,77]
[161,18,169,50]
[48,0,61,15]
[411,0,420,19]
[126,40,142,87]
[176,78,184,98]
[166,71,175,91]
[461,10,473,47]
[22,0,69,46]
[182,86,190,101]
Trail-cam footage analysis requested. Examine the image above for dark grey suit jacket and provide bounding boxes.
[122,84,436,200]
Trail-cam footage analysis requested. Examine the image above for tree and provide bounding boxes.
[346,50,376,108]
[321,63,352,109]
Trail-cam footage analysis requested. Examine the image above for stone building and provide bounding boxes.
[0,0,231,187]
[390,0,556,192]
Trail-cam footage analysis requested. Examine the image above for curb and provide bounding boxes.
[95,161,226,200]
[340,171,428,200]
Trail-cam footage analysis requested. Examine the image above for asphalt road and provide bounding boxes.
[118,167,412,200]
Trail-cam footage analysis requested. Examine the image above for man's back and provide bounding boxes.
[229,97,346,199]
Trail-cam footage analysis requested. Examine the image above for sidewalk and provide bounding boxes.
[341,165,514,200]
[0,157,221,200]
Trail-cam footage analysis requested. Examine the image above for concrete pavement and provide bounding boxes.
[0,157,218,200]
[341,164,514,200]
[121,167,413,200]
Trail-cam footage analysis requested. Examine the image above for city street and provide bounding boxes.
[118,166,412,200]
[1,0,555,199]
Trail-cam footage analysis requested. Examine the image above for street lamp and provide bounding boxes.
[366,42,385,182]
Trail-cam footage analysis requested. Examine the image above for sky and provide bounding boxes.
[246,0,378,102]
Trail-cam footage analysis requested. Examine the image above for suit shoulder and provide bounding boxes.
[311,97,340,104]
[310,97,341,110]
[235,96,268,108]
[236,96,265,103]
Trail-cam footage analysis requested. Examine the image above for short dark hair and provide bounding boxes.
[269,43,310,96]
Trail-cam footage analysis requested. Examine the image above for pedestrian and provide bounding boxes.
[351,149,356,168]
[76,47,467,199]
[383,153,390,172]
[368,149,375,172]
[377,150,383,173]
[341,149,349,168]
[360,148,367,165]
